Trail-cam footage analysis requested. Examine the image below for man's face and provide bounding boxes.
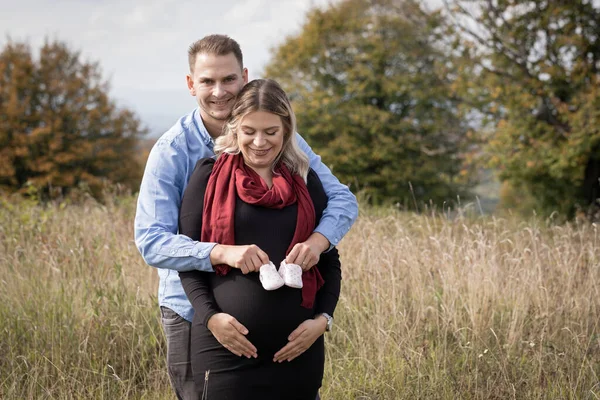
[186,52,248,124]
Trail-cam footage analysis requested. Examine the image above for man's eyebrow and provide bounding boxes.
[197,73,237,81]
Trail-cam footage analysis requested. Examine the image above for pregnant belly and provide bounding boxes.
[210,270,314,356]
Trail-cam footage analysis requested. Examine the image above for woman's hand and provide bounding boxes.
[207,313,258,358]
[286,232,330,271]
[210,244,269,274]
[273,317,327,362]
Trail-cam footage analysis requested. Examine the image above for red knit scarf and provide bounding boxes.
[201,153,324,309]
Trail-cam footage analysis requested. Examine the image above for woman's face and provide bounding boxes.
[237,111,285,172]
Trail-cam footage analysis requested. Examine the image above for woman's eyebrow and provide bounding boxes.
[241,125,280,130]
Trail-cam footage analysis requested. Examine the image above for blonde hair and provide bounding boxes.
[214,79,310,181]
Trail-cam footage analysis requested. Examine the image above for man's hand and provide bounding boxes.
[286,232,330,271]
[210,244,269,274]
[273,317,327,363]
[207,313,258,358]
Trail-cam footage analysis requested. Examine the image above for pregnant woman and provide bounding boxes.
[178,79,342,399]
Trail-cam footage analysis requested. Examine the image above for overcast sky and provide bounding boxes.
[0,0,339,136]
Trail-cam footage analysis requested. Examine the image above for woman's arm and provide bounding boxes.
[273,170,344,363]
[178,270,220,326]
[314,248,342,317]
[178,158,258,358]
[273,246,342,363]
[179,271,257,359]
[178,158,221,326]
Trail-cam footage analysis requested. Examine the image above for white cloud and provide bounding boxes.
[0,0,335,135]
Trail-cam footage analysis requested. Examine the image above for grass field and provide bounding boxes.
[1,195,599,399]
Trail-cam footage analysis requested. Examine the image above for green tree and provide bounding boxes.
[264,0,474,206]
[445,0,600,218]
[0,39,146,199]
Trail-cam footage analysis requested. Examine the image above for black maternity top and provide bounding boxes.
[178,158,341,400]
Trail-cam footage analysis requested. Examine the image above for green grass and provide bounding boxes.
[1,196,599,399]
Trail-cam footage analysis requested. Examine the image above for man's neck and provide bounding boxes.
[203,117,225,139]
[198,109,226,139]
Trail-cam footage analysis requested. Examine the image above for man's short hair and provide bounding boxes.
[188,34,244,73]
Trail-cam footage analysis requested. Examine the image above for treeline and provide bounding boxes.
[1,0,599,218]
[266,0,600,218]
[0,41,146,200]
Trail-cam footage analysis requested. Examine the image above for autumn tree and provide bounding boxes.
[0,39,146,199]
[445,0,600,218]
[264,0,475,206]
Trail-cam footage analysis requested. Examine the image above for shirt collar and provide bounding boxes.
[192,108,215,148]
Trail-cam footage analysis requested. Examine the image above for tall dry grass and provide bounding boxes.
[0,195,169,399]
[1,196,599,399]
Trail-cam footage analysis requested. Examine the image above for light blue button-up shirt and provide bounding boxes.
[134,108,358,321]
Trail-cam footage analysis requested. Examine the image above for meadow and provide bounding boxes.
[1,195,599,399]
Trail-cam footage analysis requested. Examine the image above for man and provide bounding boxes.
[134,34,357,399]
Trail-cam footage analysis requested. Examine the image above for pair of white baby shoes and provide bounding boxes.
[259,260,303,291]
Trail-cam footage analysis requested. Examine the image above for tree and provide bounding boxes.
[264,0,475,206]
[0,39,147,199]
[445,0,600,218]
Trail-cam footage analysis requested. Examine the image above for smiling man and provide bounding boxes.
[134,35,357,400]
[186,49,244,134]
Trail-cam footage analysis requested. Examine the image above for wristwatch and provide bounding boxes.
[319,313,333,332]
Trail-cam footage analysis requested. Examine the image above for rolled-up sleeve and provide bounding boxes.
[134,139,216,272]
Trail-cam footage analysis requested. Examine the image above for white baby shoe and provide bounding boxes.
[259,262,285,291]
[279,260,304,289]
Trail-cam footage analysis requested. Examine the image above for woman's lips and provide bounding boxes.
[250,148,272,156]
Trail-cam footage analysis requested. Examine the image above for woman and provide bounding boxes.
[178,79,342,399]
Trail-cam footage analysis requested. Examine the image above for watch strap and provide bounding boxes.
[320,312,333,332]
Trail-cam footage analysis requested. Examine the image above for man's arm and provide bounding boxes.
[296,133,358,246]
[134,139,216,272]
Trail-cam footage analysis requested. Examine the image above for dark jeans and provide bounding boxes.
[160,306,322,400]
[161,306,197,400]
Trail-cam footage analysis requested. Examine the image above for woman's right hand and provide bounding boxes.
[207,313,258,358]
[210,244,269,274]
